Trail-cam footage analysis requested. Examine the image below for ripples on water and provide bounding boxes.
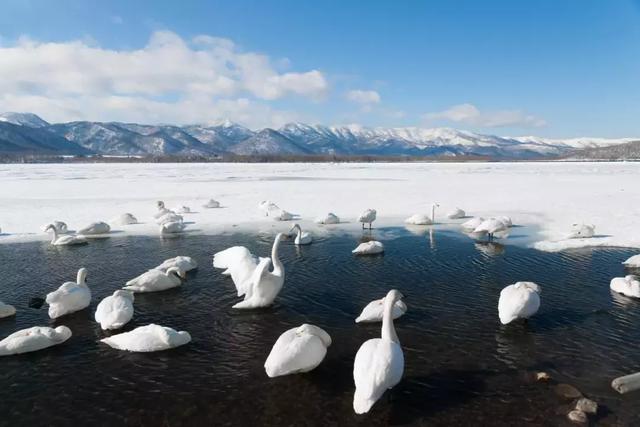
[0,228,639,426]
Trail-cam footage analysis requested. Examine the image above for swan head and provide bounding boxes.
[77,268,88,285]
[166,266,186,280]
[288,223,301,234]
[157,200,165,209]
[54,326,72,341]
[514,281,541,294]
[385,289,405,305]
[295,324,332,347]
[44,223,55,233]
[113,289,135,302]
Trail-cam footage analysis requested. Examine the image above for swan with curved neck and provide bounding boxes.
[431,203,440,224]
[46,267,91,319]
[45,224,87,246]
[289,224,312,245]
[353,289,405,414]
[123,266,185,293]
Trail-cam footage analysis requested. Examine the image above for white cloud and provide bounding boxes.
[423,103,546,128]
[0,30,328,127]
[346,89,381,105]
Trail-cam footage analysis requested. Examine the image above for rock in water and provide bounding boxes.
[555,383,583,400]
[567,410,588,424]
[575,397,598,415]
[536,372,551,382]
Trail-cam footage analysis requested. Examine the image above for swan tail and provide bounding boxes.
[232,299,258,309]
[353,393,375,414]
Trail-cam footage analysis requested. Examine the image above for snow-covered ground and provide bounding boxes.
[0,162,638,252]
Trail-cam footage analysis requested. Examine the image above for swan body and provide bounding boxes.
[352,241,384,255]
[155,256,198,273]
[461,217,484,232]
[353,289,405,414]
[232,234,286,309]
[405,213,432,225]
[358,209,377,229]
[315,212,340,224]
[95,290,134,330]
[109,213,138,226]
[474,218,509,240]
[155,212,183,225]
[447,207,466,219]
[290,224,312,245]
[610,275,640,298]
[45,224,87,246]
[0,301,16,318]
[160,220,186,234]
[123,267,184,293]
[46,268,91,319]
[0,326,72,356]
[356,296,407,323]
[78,221,111,235]
[41,221,68,234]
[623,254,640,268]
[498,281,541,325]
[568,223,595,239]
[264,324,332,377]
[203,199,221,208]
[100,324,191,352]
[272,209,294,221]
[174,205,191,214]
[153,201,171,219]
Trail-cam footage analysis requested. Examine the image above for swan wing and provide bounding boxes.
[355,299,384,323]
[213,246,253,269]
[95,295,134,329]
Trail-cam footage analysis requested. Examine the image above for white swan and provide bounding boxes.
[498,282,541,325]
[0,326,72,356]
[94,290,134,330]
[213,246,260,296]
[358,209,377,229]
[264,324,332,377]
[461,216,484,232]
[77,221,111,235]
[568,223,595,239]
[404,213,432,225]
[259,200,280,216]
[610,275,640,298]
[203,199,221,208]
[352,241,384,255]
[41,220,68,234]
[623,254,640,268]
[153,201,172,219]
[272,209,294,221]
[174,205,191,214]
[497,216,513,227]
[109,213,138,226]
[160,220,186,234]
[100,324,191,352]
[123,267,185,293]
[289,223,312,245]
[447,207,466,219]
[353,289,405,414]
[474,218,510,240]
[45,224,87,246]
[0,301,16,318]
[315,212,340,224]
[355,294,407,323]
[46,268,91,319]
[155,256,198,273]
[232,233,286,309]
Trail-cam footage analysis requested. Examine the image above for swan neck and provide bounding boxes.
[50,226,58,243]
[381,297,399,343]
[431,204,436,223]
[271,234,284,276]
[77,269,86,285]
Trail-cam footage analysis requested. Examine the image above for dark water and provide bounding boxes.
[1,228,639,426]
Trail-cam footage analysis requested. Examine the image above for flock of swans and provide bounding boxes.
[0,200,639,415]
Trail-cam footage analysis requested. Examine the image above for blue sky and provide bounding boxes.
[0,0,639,137]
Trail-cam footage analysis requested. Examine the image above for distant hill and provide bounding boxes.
[566,139,640,160]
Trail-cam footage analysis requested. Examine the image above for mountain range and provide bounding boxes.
[0,112,637,159]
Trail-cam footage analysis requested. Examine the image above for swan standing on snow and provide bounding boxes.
[352,241,384,255]
[154,256,198,273]
[568,223,595,239]
[0,326,72,356]
[109,213,138,226]
[353,289,405,414]
[45,224,87,246]
[203,199,221,208]
[461,217,484,232]
[623,254,640,268]
[123,267,185,293]
[259,200,294,221]
[447,207,466,219]
[498,282,541,325]
[95,290,134,330]
[46,268,91,319]
[0,301,16,318]
[356,294,407,323]
[264,324,332,377]
[358,209,377,230]
[77,221,111,235]
[474,218,510,240]
[610,275,640,298]
[289,223,312,245]
[101,324,191,352]
[315,212,340,224]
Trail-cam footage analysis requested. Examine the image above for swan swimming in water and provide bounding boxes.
[358,209,377,229]
[315,212,340,224]
[0,325,72,356]
[355,294,407,323]
[156,212,184,225]
[353,289,405,414]
[289,223,312,245]
[45,224,87,246]
[123,267,185,293]
[0,301,16,318]
[46,268,91,319]
[94,290,134,330]
[498,282,541,325]
[109,213,138,226]
[100,324,191,352]
[568,223,595,239]
[623,254,640,268]
[610,275,640,298]
[352,240,384,255]
[446,207,466,219]
[154,256,198,273]
[77,221,111,235]
[41,221,68,234]
[264,324,332,377]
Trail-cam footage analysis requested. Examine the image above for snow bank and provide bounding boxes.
[0,162,638,252]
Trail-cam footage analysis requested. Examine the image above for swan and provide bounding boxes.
[497,216,513,227]
[568,223,595,239]
[259,200,280,216]
[0,301,16,318]
[272,209,294,221]
[264,324,332,377]
[0,326,72,356]
[447,207,466,219]
[353,289,405,414]
[46,268,91,319]
[109,213,138,226]
[474,218,509,240]
[358,209,377,229]
[289,224,312,245]
[123,267,185,293]
[160,220,186,234]
[461,217,484,232]
[45,224,87,246]
[94,290,134,330]
[610,275,640,298]
[352,241,384,255]
[232,233,285,309]
[405,213,432,225]
[315,212,340,224]
[155,256,198,273]
[213,247,259,296]
[498,282,541,325]
[623,254,640,268]
[355,294,407,323]
[77,221,111,235]
[100,324,191,352]
[156,212,184,225]
[174,205,191,214]
[41,221,68,234]
[203,199,221,208]
[153,201,172,219]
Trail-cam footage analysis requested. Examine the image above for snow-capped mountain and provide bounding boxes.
[0,112,50,128]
